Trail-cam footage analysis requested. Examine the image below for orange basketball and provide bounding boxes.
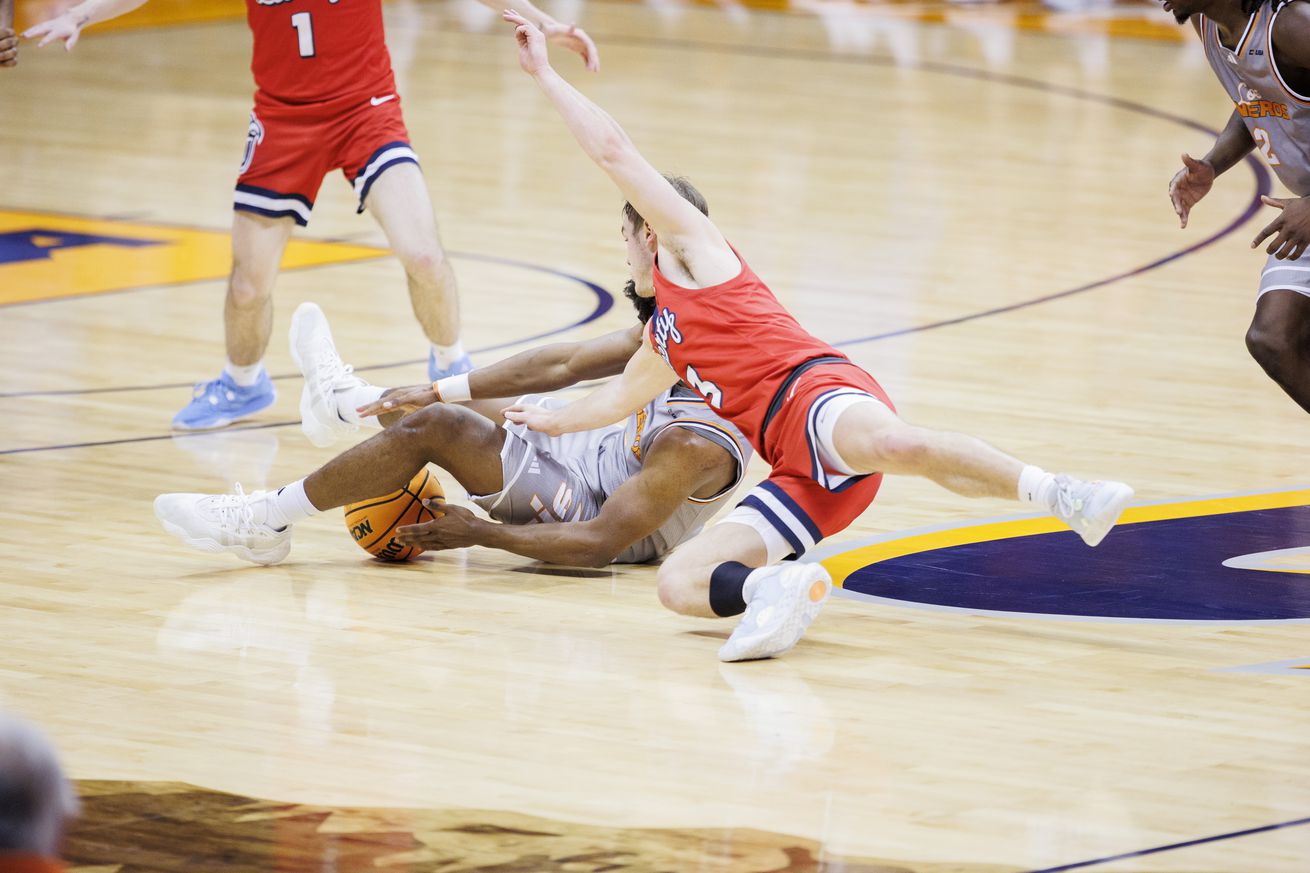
[343,468,446,562]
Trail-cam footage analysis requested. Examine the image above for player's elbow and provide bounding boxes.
[572,530,623,567]
[595,134,637,173]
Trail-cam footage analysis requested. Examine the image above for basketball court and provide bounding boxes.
[2,0,1308,868]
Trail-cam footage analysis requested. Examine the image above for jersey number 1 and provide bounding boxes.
[291,12,315,58]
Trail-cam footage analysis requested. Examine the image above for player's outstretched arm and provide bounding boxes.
[476,0,598,71]
[395,427,735,566]
[1169,110,1252,229]
[356,325,643,417]
[23,0,149,49]
[504,11,737,278]
[503,330,678,436]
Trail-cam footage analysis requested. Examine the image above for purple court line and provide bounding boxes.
[0,251,613,399]
[0,39,1268,448]
[1026,815,1310,872]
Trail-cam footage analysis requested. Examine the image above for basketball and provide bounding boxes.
[342,468,446,562]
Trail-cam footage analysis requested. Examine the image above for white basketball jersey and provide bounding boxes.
[1201,2,1310,196]
[504,386,751,563]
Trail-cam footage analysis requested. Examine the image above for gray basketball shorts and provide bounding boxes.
[467,431,601,526]
[1259,250,1310,300]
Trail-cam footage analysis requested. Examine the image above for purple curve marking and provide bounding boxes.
[1025,814,1310,872]
[0,251,614,400]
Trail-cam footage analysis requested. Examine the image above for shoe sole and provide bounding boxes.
[719,566,832,662]
[157,516,290,565]
[289,302,350,449]
[1079,482,1135,547]
[154,501,290,565]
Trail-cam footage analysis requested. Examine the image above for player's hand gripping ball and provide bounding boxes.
[343,468,446,562]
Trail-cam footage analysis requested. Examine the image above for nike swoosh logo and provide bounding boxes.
[370,94,396,106]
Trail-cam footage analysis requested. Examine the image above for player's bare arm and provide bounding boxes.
[357,325,644,417]
[396,427,736,566]
[1170,111,1252,228]
[504,11,740,286]
[503,331,678,436]
[1,0,17,67]
[1251,3,1310,259]
[24,0,148,49]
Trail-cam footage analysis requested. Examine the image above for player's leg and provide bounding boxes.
[153,403,505,563]
[1245,288,1310,413]
[172,212,294,431]
[363,163,469,380]
[826,393,1133,546]
[657,499,832,663]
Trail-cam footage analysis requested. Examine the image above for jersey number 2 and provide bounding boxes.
[291,12,316,58]
[1253,127,1281,166]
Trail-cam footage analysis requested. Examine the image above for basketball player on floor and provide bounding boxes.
[495,11,1135,661]
[1165,0,1310,412]
[24,0,598,430]
[155,297,752,567]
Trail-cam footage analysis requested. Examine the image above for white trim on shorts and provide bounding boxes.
[718,504,799,565]
[806,388,889,490]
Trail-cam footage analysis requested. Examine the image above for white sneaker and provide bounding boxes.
[1051,475,1134,547]
[289,302,367,448]
[154,485,291,565]
[718,563,832,663]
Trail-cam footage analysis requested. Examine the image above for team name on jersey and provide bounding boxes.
[256,0,295,5]
[1237,99,1290,119]
[651,307,683,364]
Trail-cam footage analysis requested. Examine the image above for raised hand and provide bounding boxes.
[541,20,599,72]
[1168,153,1215,229]
[24,11,87,50]
[503,9,550,76]
[1252,195,1310,261]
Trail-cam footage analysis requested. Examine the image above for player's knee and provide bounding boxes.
[228,265,270,308]
[397,245,447,283]
[1246,322,1295,377]
[655,562,703,615]
[399,403,461,441]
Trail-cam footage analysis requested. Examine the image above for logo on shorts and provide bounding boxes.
[239,113,265,174]
[370,94,397,106]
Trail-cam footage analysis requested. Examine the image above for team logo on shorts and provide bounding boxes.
[239,113,265,174]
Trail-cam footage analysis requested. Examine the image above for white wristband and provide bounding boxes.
[436,372,472,403]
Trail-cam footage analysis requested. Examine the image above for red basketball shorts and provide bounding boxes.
[725,362,895,562]
[234,91,419,227]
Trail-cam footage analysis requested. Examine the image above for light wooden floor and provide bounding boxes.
[2,0,1309,870]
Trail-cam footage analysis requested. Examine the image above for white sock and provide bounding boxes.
[1018,465,1057,511]
[258,479,321,529]
[223,359,265,387]
[336,383,386,427]
[431,340,466,369]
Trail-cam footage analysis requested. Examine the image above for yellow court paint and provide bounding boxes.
[821,489,1310,587]
[0,210,387,306]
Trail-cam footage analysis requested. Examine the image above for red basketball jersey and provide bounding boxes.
[246,0,396,105]
[648,247,849,456]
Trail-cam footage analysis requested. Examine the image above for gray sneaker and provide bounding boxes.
[718,563,832,663]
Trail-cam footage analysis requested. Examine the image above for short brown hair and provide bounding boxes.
[623,175,709,231]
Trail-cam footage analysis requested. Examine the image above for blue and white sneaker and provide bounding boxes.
[428,349,474,382]
[172,370,277,431]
